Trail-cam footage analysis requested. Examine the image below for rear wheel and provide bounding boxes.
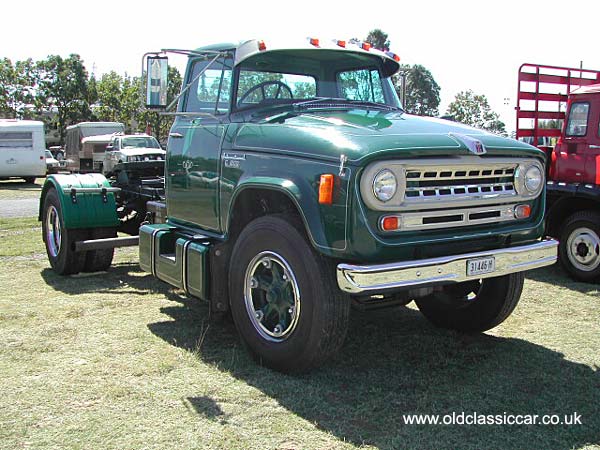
[42,189,87,275]
[415,273,524,332]
[83,227,117,272]
[559,211,600,282]
[229,215,350,373]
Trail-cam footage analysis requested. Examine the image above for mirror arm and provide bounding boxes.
[165,52,226,111]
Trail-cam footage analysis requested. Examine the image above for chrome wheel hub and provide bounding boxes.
[567,227,600,272]
[244,251,300,342]
[45,205,62,258]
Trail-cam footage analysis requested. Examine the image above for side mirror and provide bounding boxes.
[146,56,169,108]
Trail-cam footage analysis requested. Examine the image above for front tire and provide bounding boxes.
[558,211,600,282]
[415,273,524,332]
[42,189,87,275]
[228,215,350,373]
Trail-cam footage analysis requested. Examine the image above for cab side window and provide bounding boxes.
[566,102,590,137]
[184,55,233,114]
[337,68,385,103]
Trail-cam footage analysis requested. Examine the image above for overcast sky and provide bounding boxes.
[3,0,599,133]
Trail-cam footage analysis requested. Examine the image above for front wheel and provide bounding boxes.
[229,215,350,373]
[415,273,524,332]
[558,211,600,282]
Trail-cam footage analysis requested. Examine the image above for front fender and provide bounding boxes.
[39,173,120,229]
[226,171,350,256]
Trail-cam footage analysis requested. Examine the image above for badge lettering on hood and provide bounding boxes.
[449,133,487,155]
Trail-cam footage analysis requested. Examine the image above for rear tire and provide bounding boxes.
[415,273,524,332]
[42,189,87,275]
[228,215,350,373]
[558,211,600,282]
[83,227,117,272]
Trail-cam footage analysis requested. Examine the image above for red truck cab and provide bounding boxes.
[517,64,600,281]
[552,85,600,184]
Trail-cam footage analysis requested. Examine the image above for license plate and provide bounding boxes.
[467,256,495,276]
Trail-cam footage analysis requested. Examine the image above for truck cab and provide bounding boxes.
[40,40,558,373]
[517,63,600,281]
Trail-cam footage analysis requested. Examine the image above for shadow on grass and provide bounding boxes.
[527,264,600,295]
[149,296,600,450]
[0,178,43,191]
[40,262,173,297]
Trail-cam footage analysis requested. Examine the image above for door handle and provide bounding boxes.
[169,132,183,139]
[590,145,600,149]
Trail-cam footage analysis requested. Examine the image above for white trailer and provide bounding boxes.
[0,120,46,183]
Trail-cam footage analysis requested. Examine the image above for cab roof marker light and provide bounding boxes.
[258,40,266,51]
[309,37,320,47]
[335,39,346,48]
[362,42,371,51]
[386,51,400,62]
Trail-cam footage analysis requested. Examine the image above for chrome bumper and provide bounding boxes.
[337,239,558,294]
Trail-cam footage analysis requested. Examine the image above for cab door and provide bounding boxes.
[167,54,234,232]
[556,101,590,183]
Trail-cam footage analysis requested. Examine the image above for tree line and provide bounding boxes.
[0,29,506,144]
[0,54,182,144]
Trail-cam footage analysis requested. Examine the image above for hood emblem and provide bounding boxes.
[449,133,487,155]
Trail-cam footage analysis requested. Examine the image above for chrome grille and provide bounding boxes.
[404,166,516,202]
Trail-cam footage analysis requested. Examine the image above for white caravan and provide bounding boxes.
[0,120,46,183]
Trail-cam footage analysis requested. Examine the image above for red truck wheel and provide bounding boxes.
[415,273,524,332]
[228,214,350,373]
[559,211,600,282]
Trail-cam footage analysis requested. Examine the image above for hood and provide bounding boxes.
[119,148,166,157]
[232,110,542,164]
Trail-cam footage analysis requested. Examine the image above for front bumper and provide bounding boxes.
[337,239,558,294]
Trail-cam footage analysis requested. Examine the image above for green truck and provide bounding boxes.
[40,38,558,373]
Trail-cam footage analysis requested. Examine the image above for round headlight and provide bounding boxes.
[373,169,397,202]
[524,165,543,193]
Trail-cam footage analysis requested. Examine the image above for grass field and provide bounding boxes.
[0,178,43,200]
[0,216,598,450]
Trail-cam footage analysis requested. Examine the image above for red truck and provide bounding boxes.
[517,63,600,281]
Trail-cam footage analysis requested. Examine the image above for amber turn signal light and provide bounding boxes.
[381,216,399,231]
[319,174,334,205]
[514,204,531,219]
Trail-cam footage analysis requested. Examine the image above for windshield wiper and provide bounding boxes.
[292,97,402,112]
[344,100,402,112]
[292,97,346,109]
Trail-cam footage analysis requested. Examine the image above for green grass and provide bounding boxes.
[0,178,43,200]
[0,217,599,450]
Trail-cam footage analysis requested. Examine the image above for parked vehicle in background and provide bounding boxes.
[48,146,64,161]
[103,133,165,176]
[45,150,60,174]
[516,63,600,281]
[64,122,124,172]
[0,119,46,183]
[40,39,558,373]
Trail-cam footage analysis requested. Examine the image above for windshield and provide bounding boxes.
[235,50,401,112]
[45,150,53,158]
[121,137,161,149]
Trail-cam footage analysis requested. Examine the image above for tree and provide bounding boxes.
[363,28,441,117]
[36,54,93,143]
[94,71,123,123]
[365,29,390,51]
[396,64,441,116]
[0,58,39,119]
[446,90,506,135]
